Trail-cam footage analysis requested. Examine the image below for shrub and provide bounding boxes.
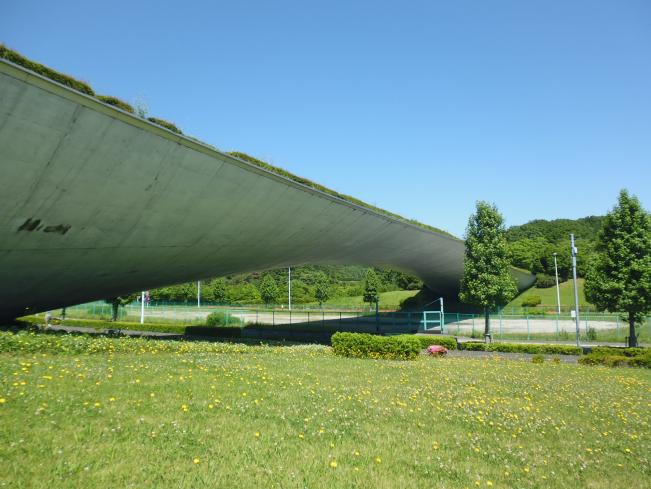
[415,335,457,350]
[521,295,542,307]
[0,44,95,95]
[206,311,243,327]
[585,327,597,341]
[97,95,134,113]
[531,354,545,364]
[147,117,182,134]
[331,332,420,360]
[535,274,557,288]
[461,342,581,355]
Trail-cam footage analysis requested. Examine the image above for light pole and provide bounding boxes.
[570,234,581,347]
[553,253,561,315]
[288,267,292,311]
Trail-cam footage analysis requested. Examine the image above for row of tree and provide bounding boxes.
[459,190,651,347]
[143,266,421,305]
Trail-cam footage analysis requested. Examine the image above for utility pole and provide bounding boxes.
[553,253,561,315]
[288,267,292,311]
[197,281,201,308]
[570,234,581,347]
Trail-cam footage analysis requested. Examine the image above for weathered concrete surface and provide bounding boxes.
[0,60,534,318]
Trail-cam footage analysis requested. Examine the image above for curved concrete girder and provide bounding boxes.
[0,61,534,318]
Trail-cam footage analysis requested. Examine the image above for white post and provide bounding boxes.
[288,267,292,311]
[553,253,561,314]
[440,297,445,333]
[140,291,145,324]
[570,234,581,347]
[197,281,201,308]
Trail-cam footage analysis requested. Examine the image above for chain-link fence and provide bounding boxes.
[52,301,651,345]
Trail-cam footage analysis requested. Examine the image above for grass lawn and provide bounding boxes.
[1,331,649,488]
[325,290,419,309]
[506,278,592,311]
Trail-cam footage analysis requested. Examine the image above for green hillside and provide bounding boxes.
[506,279,592,311]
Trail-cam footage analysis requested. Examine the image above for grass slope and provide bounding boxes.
[1,331,649,488]
[324,290,419,309]
[506,278,591,310]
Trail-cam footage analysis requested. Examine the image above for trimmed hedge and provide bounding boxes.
[579,349,651,369]
[590,346,647,357]
[331,332,421,360]
[0,44,95,95]
[415,335,457,350]
[461,342,582,355]
[97,95,134,113]
[147,117,182,134]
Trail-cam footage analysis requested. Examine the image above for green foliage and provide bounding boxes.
[147,117,182,134]
[104,294,138,321]
[461,342,581,355]
[585,190,651,348]
[578,348,651,368]
[414,335,457,350]
[0,44,95,95]
[227,282,261,304]
[521,295,542,307]
[331,332,421,360]
[531,354,545,364]
[205,311,243,327]
[314,272,331,306]
[363,268,380,306]
[507,216,605,243]
[535,274,557,289]
[459,202,518,310]
[96,95,134,113]
[258,274,279,305]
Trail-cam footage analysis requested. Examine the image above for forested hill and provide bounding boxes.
[506,216,604,244]
[505,215,605,283]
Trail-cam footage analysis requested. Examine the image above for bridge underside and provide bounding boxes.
[0,61,534,319]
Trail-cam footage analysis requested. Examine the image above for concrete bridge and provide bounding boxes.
[0,59,534,319]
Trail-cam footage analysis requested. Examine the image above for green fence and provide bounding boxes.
[44,302,651,345]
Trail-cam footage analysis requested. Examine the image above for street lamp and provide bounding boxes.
[553,253,561,315]
[570,234,581,347]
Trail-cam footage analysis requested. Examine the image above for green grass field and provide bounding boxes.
[506,278,591,311]
[325,290,419,309]
[1,331,649,488]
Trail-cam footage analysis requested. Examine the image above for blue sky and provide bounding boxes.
[3,0,650,236]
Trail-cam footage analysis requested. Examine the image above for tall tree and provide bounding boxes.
[314,272,331,307]
[459,201,518,337]
[258,274,279,306]
[585,190,651,347]
[363,268,380,310]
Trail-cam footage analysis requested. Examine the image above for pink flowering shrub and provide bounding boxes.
[427,344,448,356]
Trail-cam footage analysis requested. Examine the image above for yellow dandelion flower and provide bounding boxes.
[330,460,337,468]
[375,457,381,464]
[193,458,200,464]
